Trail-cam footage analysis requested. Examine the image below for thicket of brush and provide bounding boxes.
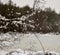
[0,2,60,33]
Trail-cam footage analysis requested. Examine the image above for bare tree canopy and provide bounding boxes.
[33,0,46,11]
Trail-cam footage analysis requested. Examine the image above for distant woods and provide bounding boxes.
[0,1,32,19]
[0,1,60,33]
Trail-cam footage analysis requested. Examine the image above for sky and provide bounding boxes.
[1,0,60,13]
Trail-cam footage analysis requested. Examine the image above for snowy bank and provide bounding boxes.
[0,33,60,54]
[0,49,60,55]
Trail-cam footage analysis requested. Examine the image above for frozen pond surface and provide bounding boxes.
[0,32,60,54]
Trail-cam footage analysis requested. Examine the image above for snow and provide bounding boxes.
[16,12,21,15]
[0,49,60,55]
[20,16,27,21]
[0,15,9,21]
[0,33,60,55]
[0,33,19,48]
[0,51,8,55]
[2,41,14,46]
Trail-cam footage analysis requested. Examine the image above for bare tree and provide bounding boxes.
[33,0,40,11]
[33,0,46,54]
[0,0,1,3]
[8,0,13,5]
[33,0,46,12]
[0,0,1,4]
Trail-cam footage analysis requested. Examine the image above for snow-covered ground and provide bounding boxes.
[0,49,60,55]
[0,32,60,55]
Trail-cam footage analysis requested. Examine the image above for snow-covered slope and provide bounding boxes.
[0,32,60,55]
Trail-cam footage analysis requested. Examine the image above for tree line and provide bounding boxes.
[0,2,60,33]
